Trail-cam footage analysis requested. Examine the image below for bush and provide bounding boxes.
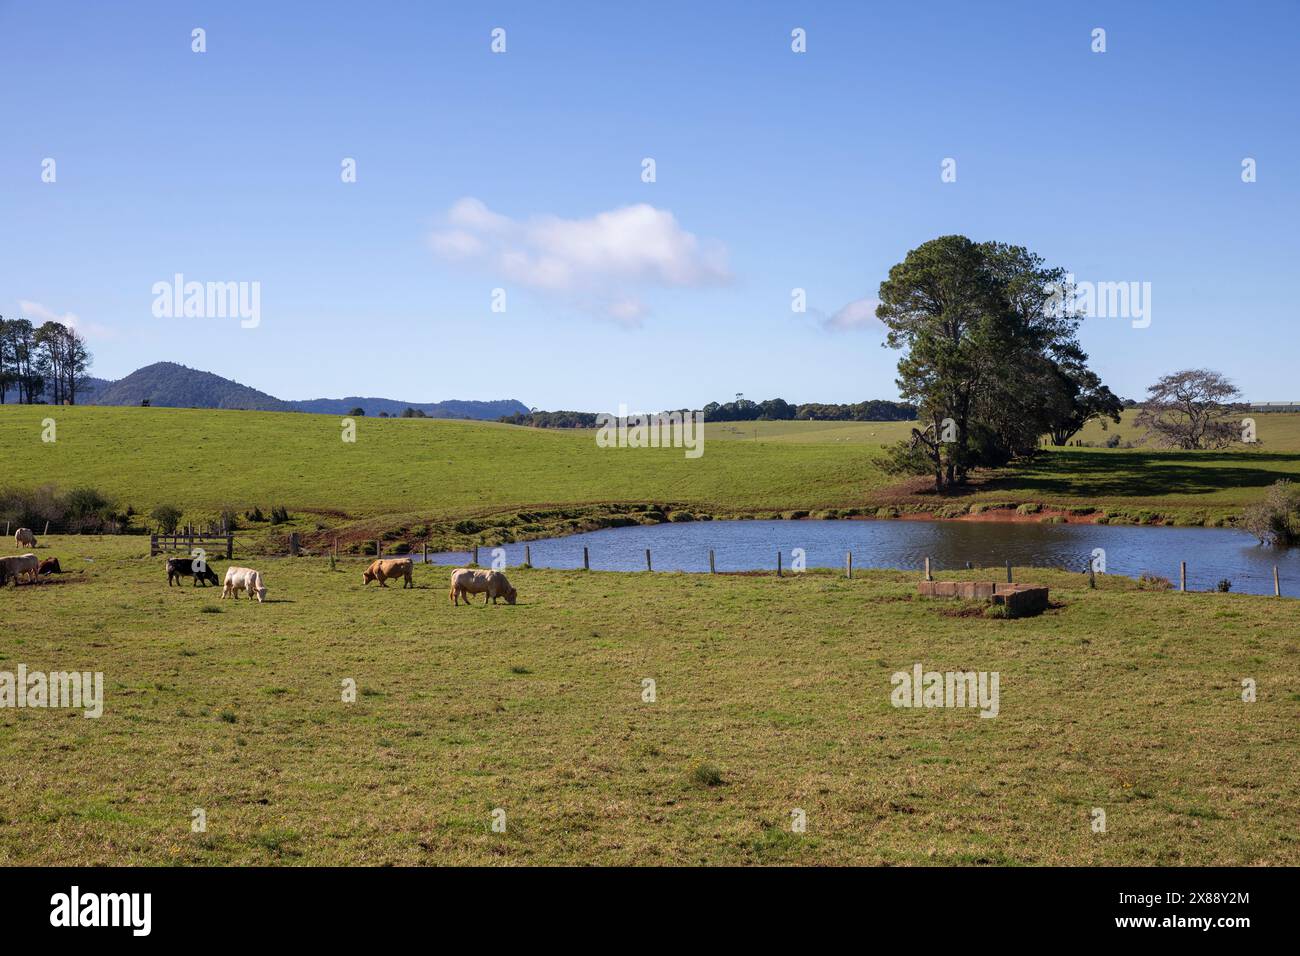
[245,506,267,523]
[1016,503,1041,515]
[875,506,898,519]
[151,504,183,534]
[1239,480,1300,545]
[689,763,724,788]
[1138,573,1172,591]
[1216,579,1232,592]
[270,505,290,525]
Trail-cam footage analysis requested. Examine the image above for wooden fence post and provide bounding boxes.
[289,532,300,557]
[226,533,233,560]
[924,557,932,581]
[43,521,50,536]
[1006,560,1013,584]
[583,546,589,570]
[1088,560,1096,589]
[777,551,782,577]
[422,541,428,563]
[524,544,531,567]
[1180,561,1186,592]
[846,551,852,579]
[645,549,652,572]
[709,549,715,574]
[472,545,479,566]
[3,522,8,536]
[1274,565,1281,597]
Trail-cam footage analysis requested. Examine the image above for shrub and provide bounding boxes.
[1105,434,1122,448]
[150,504,183,534]
[875,506,898,519]
[787,510,810,520]
[245,506,267,523]
[1239,480,1300,545]
[1137,573,1172,591]
[1216,579,1232,592]
[1016,503,1041,515]
[270,505,290,525]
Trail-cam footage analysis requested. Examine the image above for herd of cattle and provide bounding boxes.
[2,529,517,605]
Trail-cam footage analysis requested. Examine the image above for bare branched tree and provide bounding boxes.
[1133,369,1243,450]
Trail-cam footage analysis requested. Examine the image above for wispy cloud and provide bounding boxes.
[19,300,117,340]
[429,198,730,325]
[820,296,881,332]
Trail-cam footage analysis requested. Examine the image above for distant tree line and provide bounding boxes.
[0,315,93,404]
[499,399,917,429]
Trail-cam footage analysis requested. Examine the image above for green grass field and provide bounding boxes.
[3,406,1300,549]
[1,537,1296,865]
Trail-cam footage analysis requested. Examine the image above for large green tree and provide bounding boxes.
[876,236,1109,490]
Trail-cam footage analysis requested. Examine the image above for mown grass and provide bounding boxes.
[0,536,1295,865]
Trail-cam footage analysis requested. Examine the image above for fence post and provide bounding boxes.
[423,541,429,563]
[226,533,233,560]
[925,557,933,581]
[777,551,782,577]
[44,521,50,536]
[1006,560,1012,584]
[1088,560,1096,589]
[1274,565,1281,597]
[583,546,589,570]
[376,539,382,558]
[472,545,479,566]
[3,522,8,536]
[289,532,300,557]
[150,533,157,556]
[1180,561,1186,592]
[709,549,715,574]
[645,549,652,572]
[524,544,531,567]
[846,551,852,579]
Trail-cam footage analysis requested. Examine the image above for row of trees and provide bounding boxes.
[702,397,916,422]
[0,316,93,404]
[877,236,1124,490]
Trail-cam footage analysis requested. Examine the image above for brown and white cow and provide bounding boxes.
[449,568,516,606]
[363,557,414,588]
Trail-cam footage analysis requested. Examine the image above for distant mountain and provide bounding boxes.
[287,396,530,419]
[64,361,528,420]
[91,362,288,410]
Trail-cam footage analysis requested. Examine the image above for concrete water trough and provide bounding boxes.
[917,580,1050,617]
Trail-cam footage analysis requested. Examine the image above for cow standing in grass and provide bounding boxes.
[15,528,36,549]
[363,557,414,588]
[222,566,267,603]
[0,554,40,586]
[449,568,516,605]
[167,557,220,587]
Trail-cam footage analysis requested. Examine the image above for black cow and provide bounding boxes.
[167,557,220,587]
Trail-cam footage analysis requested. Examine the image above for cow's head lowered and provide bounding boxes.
[504,584,517,605]
[200,566,220,586]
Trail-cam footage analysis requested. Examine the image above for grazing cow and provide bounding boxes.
[38,558,62,575]
[363,557,414,588]
[167,557,220,587]
[449,568,517,606]
[221,566,267,603]
[15,528,36,549]
[0,554,40,586]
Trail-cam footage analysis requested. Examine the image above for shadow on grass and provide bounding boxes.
[988,450,1300,499]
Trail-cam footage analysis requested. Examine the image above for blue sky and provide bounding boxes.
[2,0,1297,409]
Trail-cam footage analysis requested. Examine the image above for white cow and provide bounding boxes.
[0,553,39,586]
[14,528,36,549]
[221,566,267,603]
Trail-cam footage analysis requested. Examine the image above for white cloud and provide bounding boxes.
[18,300,116,339]
[822,296,881,332]
[428,198,730,324]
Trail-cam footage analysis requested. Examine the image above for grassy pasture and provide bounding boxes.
[0,537,1295,865]
[3,407,1300,548]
